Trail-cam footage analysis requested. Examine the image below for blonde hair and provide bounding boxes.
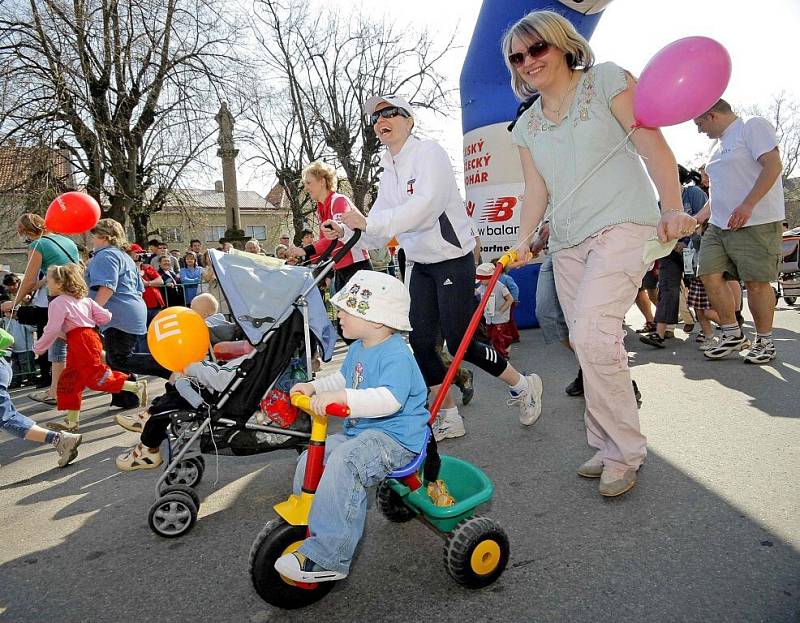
[90,218,127,248]
[48,263,88,299]
[302,161,338,192]
[501,10,595,101]
[17,213,45,239]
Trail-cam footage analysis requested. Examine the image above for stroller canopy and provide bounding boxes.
[208,249,336,360]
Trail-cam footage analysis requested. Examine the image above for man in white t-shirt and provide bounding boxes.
[693,99,785,364]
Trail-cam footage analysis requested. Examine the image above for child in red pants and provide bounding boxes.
[33,264,146,431]
[476,263,515,359]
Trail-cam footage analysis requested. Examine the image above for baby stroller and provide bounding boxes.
[147,237,358,538]
[776,227,800,306]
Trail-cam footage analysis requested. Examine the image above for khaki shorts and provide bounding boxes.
[697,221,782,283]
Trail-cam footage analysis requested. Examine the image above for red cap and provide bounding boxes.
[128,243,144,253]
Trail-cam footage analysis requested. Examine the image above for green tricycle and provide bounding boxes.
[248,392,510,609]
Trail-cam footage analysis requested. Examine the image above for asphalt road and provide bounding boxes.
[1,300,798,623]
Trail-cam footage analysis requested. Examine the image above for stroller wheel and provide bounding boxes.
[444,516,510,589]
[158,484,200,509]
[785,296,797,306]
[249,518,335,609]
[148,494,198,538]
[165,457,204,488]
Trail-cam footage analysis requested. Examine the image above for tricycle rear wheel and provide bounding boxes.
[376,480,416,522]
[444,516,509,588]
[249,518,335,609]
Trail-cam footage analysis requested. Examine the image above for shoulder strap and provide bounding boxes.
[41,235,79,263]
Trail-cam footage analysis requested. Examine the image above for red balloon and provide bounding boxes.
[44,192,101,234]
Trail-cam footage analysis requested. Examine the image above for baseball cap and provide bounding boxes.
[476,262,495,280]
[365,94,414,119]
[128,243,144,253]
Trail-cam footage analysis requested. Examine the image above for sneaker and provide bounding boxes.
[432,408,466,441]
[460,369,474,406]
[703,334,751,360]
[639,332,666,349]
[274,552,347,583]
[115,410,150,433]
[743,339,776,365]
[699,337,718,352]
[30,390,57,406]
[55,432,82,468]
[577,452,603,478]
[598,467,637,497]
[508,373,543,426]
[632,380,642,408]
[635,321,656,334]
[565,369,584,397]
[46,418,79,432]
[115,443,163,471]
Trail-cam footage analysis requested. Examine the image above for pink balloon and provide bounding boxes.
[634,36,732,129]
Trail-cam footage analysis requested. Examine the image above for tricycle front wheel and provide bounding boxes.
[249,518,335,609]
[444,516,510,589]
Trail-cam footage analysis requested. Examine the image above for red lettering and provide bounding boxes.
[481,197,516,222]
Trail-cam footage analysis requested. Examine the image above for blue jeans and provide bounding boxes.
[0,359,35,438]
[536,255,569,344]
[293,430,414,575]
[48,337,67,363]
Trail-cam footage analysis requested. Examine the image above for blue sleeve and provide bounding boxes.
[87,252,120,292]
[683,186,707,216]
[501,274,520,301]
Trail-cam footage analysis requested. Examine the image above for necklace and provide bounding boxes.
[543,71,577,119]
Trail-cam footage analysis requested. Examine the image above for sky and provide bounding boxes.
[228,0,800,193]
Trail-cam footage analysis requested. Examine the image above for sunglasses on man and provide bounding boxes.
[508,40,550,67]
[369,106,411,126]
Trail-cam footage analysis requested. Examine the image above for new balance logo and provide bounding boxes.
[443,278,453,286]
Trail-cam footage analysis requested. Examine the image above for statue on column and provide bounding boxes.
[216,102,235,151]
[215,101,245,246]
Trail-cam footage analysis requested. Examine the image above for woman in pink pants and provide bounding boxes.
[502,11,696,497]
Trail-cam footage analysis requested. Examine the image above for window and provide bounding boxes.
[246,225,267,240]
[206,226,226,243]
[158,226,183,243]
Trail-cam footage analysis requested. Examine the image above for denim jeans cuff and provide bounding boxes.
[298,541,350,575]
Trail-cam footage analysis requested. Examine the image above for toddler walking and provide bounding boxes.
[33,264,146,431]
[475,263,515,359]
[274,270,429,583]
[0,327,82,467]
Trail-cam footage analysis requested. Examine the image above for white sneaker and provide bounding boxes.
[698,336,718,352]
[432,408,466,441]
[508,373,543,426]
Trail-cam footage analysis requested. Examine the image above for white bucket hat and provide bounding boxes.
[364,94,414,120]
[332,270,412,332]
[476,262,495,280]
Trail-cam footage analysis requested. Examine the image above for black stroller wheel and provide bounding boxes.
[785,296,797,306]
[148,494,198,538]
[165,457,204,488]
[158,484,201,509]
[249,518,335,609]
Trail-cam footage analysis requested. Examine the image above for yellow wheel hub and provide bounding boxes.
[470,540,501,576]
[279,539,306,586]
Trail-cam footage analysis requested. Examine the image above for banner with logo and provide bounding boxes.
[464,122,524,258]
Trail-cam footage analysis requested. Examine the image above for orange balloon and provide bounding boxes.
[147,307,210,372]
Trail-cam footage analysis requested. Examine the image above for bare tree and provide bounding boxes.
[240,0,455,239]
[0,0,237,241]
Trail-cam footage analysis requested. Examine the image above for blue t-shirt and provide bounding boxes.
[681,185,708,244]
[340,333,429,453]
[86,245,147,335]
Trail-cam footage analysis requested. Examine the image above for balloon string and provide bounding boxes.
[511,127,638,254]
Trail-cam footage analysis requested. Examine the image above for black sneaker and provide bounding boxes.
[639,332,666,348]
[632,380,642,408]
[743,339,776,364]
[565,369,584,397]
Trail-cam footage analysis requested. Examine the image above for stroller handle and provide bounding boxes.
[315,228,363,265]
[291,393,350,418]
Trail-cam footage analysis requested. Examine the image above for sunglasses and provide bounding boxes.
[369,106,410,126]
[508,41,550,67]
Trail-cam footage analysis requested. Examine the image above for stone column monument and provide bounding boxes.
[215,102,246,246]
